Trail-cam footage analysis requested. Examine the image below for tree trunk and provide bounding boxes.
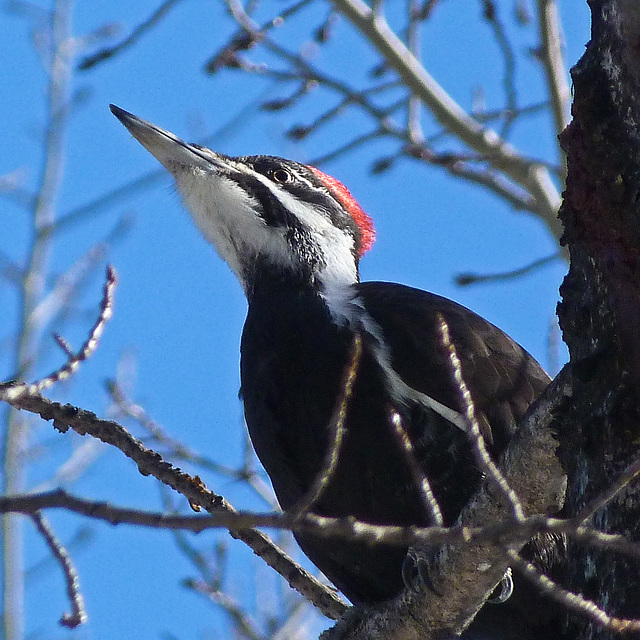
[558,1,640,638]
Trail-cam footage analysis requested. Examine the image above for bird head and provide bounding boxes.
[110,105,375,296]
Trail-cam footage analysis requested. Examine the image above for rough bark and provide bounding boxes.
[557,0,640,638]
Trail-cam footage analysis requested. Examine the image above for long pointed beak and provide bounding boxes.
[110,104,227,174]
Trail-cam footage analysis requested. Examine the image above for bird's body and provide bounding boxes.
[242,271,549,603]
[111,106,557,625]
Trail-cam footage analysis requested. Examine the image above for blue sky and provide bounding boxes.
[2,1,590,638]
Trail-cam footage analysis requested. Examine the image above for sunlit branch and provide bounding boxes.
[289,334,361,519]
[509,549,640,633]
[480,0,519,139]
[437,314,524,522]
[0,390,348,619]
[406,0,424,144]
[31,512,87,628]
[329,0,563,240]
[107,380,277,506]
[388,410,443,526]
[27,266,117,393]
[536,0,570,178]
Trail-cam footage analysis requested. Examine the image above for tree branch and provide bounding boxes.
[536,0,570,178]
[329,0,563,240]
[31,512,87,628]
[322,366,570,639]
[0,389,347,620]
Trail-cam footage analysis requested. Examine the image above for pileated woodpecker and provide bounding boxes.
[111,105,557,625]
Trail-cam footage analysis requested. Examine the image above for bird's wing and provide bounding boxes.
[356,281,551,453]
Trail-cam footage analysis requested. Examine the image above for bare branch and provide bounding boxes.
[574,455,640,526]
[309,130,387,167]
[480,0,519,139]
[107,380,277,506]
[3,1,75,636]
[329,0,563,239]
[289,334,362,519]
[0,391,347,619]
[31,217,130,331]
[32,265,117,392]
[536,0,570,165]
[323,367,569,639]
[455,252,561,287]
[7,486,640,568]
[31,437,105,493]
[437,313,524,521]
[508,549,640,633]
[185,578,264,640]
[388,410,443,526]
[406,0,424,144]
[426,155,538,211]
[31,512,87,628]
[78,0,183,70]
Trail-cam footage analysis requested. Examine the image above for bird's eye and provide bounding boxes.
[271,168,293,184]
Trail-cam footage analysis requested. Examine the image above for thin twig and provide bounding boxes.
[481,0,519,139]
[536,0,570,178]
[310,130,386,166]
[31,216,130,331]
[508,549,640,633]
[574,456,640,526]
[437,313,525,521]
[78,0,183,70]
[406,0,424,144]
[455,252,561,286]
[33,265,117,392]
[388,410,443,526]
[3,2,74,637]
[185,578,264,640]
[289,334,362,519]
[0,393,347,619]
[287,81,400,141]
[107,380,276,506]
[6,489,640,559]
[219,0,561,227]
[13,481,640,573]
[405,146,540,213]
[53,334,74,358]
[329,0,563,239]
[31,512,87,628]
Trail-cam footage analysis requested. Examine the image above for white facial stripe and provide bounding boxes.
[173,166,290,288]
[170,158,358,291]
[248,171,359,288]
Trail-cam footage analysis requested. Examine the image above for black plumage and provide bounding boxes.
[110,105,561,631]
[241,265,550,604]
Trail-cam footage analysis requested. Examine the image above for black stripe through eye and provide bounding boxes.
[238,175,302,230]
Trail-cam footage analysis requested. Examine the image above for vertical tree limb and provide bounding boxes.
[2,2,74,638]
[557,1,640,637]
